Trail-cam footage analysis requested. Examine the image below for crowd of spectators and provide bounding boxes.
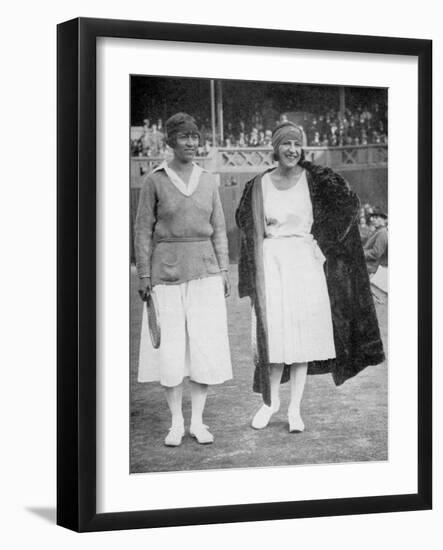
[216,104,387,149]
[131,119,166,157]
[131,102,388,157]
[302,104,387,147]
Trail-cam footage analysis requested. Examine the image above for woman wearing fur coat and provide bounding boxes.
[236,121,385,433]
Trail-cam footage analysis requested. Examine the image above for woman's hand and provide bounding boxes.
[222,270,231,298]
[138,276,152,301]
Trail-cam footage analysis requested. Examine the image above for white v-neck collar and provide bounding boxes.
[154,162,204,196]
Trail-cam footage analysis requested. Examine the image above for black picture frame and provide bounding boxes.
[57,17,432,532]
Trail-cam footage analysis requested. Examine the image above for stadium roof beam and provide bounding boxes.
[210,80,216,148]
[217,80,224,146]
[339,86,346,119]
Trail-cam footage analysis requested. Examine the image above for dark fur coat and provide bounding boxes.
[235,160,385,406]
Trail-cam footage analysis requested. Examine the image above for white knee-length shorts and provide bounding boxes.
[138,275,233,386]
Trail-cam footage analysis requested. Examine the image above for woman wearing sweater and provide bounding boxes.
[135,113,232,447]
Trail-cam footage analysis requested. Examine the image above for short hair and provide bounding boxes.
[165,112,199,147]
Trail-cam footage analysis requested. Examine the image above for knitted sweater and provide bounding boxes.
[135,165,229,286]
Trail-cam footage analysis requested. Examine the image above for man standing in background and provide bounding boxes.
[364,208,388,276]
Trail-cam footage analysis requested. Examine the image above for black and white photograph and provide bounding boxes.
[2,0,438,543]
[129,76,388,474]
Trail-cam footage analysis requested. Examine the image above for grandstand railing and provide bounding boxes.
[218,144,388,171]
[131,144,387,186]
[131,153,215,183]
[302,144,388,170]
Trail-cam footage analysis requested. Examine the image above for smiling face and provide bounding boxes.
[172,131,199,163]
[277,139,302,168]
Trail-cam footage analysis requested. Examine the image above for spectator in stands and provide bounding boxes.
[321,134,330,147]
[132,139,145,157]
[360,130,368,145]
[238,132,247,147]
[363,203,374,224]
[263,129,273,147]
[148,123,164,156]
[347,119,358,140]
[307,117,318,145]
[236,121,384,434]
[364,208,388,276]
[249,127,259,147]
[311,131,321,147]
[258,130,266,146]
[329,119,338,139]
[135,112,232,447]
[204,139,213,154]
[358,214,373,245]
[318,114,327,136]
[140,126,152,155]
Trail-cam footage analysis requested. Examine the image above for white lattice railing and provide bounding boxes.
[217,148,275,170]
[303,144,388,168]
[131,144,387,185]
[218,145,387,171]
[131,152,216,183]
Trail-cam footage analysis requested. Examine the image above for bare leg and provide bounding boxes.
[190,381,214,444]
[251,364,284,429]
[288,362,308,432]
[164,383,184,446]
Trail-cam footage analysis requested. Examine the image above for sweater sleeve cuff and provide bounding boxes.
[137,266,151,278]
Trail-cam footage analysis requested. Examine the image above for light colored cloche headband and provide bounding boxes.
[271,123,304,150]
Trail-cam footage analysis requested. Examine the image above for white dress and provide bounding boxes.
[138,165,233,387]
[261,170,336,364]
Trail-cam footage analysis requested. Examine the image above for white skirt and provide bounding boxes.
[263,235,336,364]
[370,265,388,293]
[138,275,233,386]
